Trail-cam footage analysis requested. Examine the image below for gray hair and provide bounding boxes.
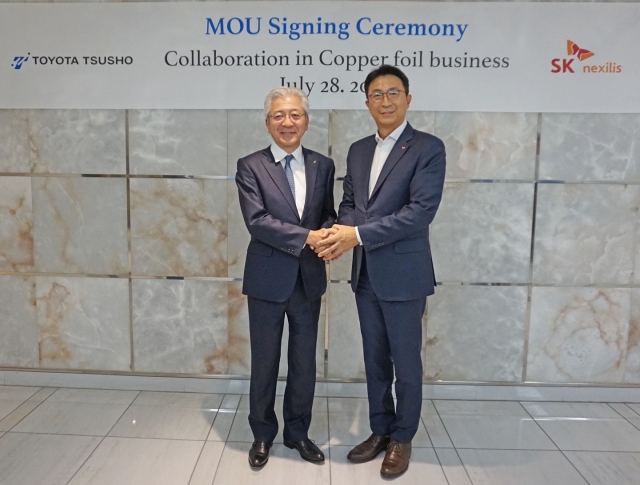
[264,87,309,119]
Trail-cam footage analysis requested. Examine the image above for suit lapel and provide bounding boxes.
[369,124,414,201]
[358,137,377,209]
[259,148,299,221]
[300,147,318,223]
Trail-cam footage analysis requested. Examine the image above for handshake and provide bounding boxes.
[305,225,360,261]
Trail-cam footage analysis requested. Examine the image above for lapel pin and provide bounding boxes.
[401,146,406,150]
[313,160,316,164]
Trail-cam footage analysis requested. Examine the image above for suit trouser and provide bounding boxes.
[247,270,321,443]
[355,254,426,444]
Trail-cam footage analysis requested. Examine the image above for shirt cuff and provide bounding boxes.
[355,227,363,246]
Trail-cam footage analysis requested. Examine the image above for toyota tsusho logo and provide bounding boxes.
[11,53,30,70]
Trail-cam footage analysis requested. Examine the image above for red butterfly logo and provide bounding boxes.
[567,40,595,61]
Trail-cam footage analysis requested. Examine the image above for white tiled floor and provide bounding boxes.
[2,386,640,484]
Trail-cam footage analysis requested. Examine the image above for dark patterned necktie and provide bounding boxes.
[283,154,295,198]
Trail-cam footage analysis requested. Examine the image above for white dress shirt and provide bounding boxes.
[355,121,407,244]
[270,144,306,219]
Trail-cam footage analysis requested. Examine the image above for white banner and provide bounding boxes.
[0,2,639,112]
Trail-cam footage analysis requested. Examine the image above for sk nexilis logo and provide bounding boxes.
[551,40,621,74]
[11,53,30,70]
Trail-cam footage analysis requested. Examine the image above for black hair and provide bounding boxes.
[363,65,410,97]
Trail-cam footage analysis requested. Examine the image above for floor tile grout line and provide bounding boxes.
[432,399,475,484]
[431,447,452,485]
[325,396,332,485]
[0,387,56,432]
[206,393,242,441]
[211,393,245,485]
[186,440,208,485]
[517,401,591,485]
[608,403,640,433]
[624,403,640,417]
[203,394,227,442]
[63,390,140,485]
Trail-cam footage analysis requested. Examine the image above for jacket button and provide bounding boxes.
[365,213,371,219]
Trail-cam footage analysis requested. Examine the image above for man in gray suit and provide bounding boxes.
[236,87,336,468]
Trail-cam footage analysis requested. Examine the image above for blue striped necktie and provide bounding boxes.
[283,154,296,198]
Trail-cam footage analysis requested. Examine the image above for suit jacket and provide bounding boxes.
[236,146,336,302]
[338,123,446,301]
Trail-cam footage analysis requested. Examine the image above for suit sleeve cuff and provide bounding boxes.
[355,227,363,246]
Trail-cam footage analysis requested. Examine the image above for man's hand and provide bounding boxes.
[306,228,331,250]
[317,224,359,261]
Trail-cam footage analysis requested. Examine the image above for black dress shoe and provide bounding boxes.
[347,433,390,463]
[248,440,271,468]
[283,438,325,462]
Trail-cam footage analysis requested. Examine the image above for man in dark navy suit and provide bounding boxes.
[236,87,336,468]
[317,66,446,477]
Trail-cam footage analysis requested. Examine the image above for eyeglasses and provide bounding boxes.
[367,89,406,104]
[267,112,307,123]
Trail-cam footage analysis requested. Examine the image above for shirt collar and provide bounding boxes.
[375,120,408,145]
[270,144,304,165]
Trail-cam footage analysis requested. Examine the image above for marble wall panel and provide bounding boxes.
[129,110,227,176]
[225,282,326,378]
[527,287,631,383]
[130,178,227,277]
[227,181,249,279]
[0,276,38,368]
[36,277,130,371]
[623,289,640,383]
[331,110,435,179]
[132,279,229,374]
[227,109,329,175]
[533,184,640,285]
[0,110,30,172]
[32,177,128,275]
[434,112,537,180]
[430,182,534,283]
[539,114,640,182]
[424,286,528,382]
[28,110,125,174]
[329,181,353,281]
[327,282,364,379]
[0,177,34,272]
[227,281,250,375]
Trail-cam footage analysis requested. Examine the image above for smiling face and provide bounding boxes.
[265,95,309,152]
[365,75,412,138]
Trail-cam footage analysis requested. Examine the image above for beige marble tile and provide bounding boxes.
[129,109,227,175]
[36,277,130,371]
[132,279,229,374]
[227,281,251,375]
[0,110,30,172]
[0,432,101,485]
[130,178,227,277]
[533,184,640,285]
[327,283,365,379]
[32,177,128,274]
[527,287,631,383]
[29,110,125,174]
[424,286,527,382]
[331,110,377,179]
[624,288,640,383]
[0,177,34,271]
[0,276,38,367]
[68,437,203,485]
[431,182,534,283]
[540,114,640,182]
[435,112,537,180]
